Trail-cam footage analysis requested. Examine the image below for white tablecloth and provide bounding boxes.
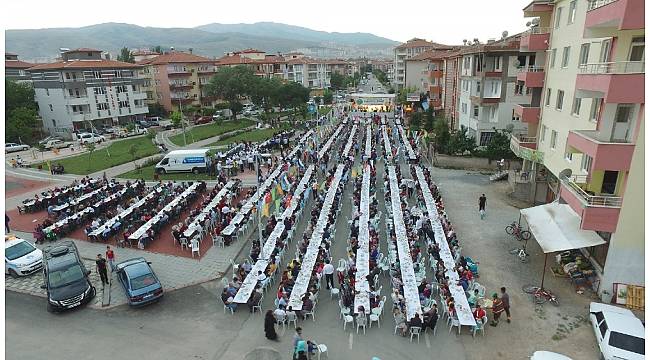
[183,181,236,238]
[317,125,343,160]
[279,165,314,221]
[382,126,392,158]
[90,185,162,237]
[364,126,372,159]
[288,130,314,159]
[414,166,475,327]
[354,166,371,313]
[387,166,422,321]
[398,126,417,161]
[129,183,200,241]
[233,260,268,304]
[342,125,357,159]
[288,165,345,310]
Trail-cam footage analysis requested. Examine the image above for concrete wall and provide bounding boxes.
[404,60,428,93]
[431,153,522,171]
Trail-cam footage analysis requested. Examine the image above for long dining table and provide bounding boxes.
[183,180,237,238]
[341,124,357,159]
[382,125,392,160]
[354,165,372,313]
[387,165,422,321]
[288,165,345,310]
[397,125,417,161]
[317,125,343,160]
[89,185,162,238]
[414,166,476,328]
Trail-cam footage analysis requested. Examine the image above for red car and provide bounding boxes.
[193,116,212,125]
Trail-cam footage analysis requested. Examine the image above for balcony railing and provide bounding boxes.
[587,0,618,11]
[578,61,645,74]
[518,136,537,143]
[517,66,545,73]
[524,27,552,35]
[560,175,623,207]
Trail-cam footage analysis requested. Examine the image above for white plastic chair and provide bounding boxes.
[303,307,316,322]
[473,316,488,337]
[343,315,354,331]
[356,315,367,334]
[330,287,340,299]
[286,312,298,328]
[223,303,234,315]
[409,326,422,343]
[275,312,287,329]
[369,313,381,328]
[336,258,347,273]
[315,342,328,359]
[191,238,200,257]
[449,316,461,335]
[252,295,263,314]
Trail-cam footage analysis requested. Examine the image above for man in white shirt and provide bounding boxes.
[257,271,268,287]
[322,259,335,290]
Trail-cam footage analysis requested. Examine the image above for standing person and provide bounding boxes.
[264,310,279,341]
[106,246,116,272]
[478,194,487,220]
[490,293,504,326]
[322,259,335,290]
[5,214,10,233]
[96,254,109,287]
[500,286,511,323]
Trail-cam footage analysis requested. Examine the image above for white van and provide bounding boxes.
[155,149,211,174]
[77,132,106,145]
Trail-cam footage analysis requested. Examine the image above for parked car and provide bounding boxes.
[589,302,645,360]
[38,136,62,146]
[193,116,212,125]
[5,143,29,153]
[115,257,163,306]
[159,120,174,130]
[5,236,43,278]
[44,139,72,150]
[77,132,106,145]
[137,120,153,128]
[41,241,95,312]
[530,351,573,360]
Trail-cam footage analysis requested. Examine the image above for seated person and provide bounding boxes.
[468,289,480,308]
[221,288,237,312]
[408,313,424,329]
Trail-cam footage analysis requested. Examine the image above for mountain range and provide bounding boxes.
[6,22,399,63]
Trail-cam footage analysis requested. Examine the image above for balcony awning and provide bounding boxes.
[520,203,607,253]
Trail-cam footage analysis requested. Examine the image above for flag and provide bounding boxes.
[284,195,292,208]
[265,192,272,204]
[262,202,270,217]
[275,199,281,213]
[276,183,284,196]
[271,186,277,201]
[351,167,358,178]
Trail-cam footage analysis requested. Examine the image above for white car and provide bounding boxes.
[5,236,43,278]
[77,133,106,145]
[589,302,645,360]
[5,143,29,153]
[44,139,72,150]
[530,351,573,360]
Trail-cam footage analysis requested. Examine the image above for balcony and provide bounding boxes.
[427,70,443,79]
[584,0,644,37]
[576,62,644,103]
[169,82,193,89]
[567,130,635,171]
[132,92,148,100]
[470,96,500,105]
[519,27,551,51]
[167,68,191,76]
[429,85,441,95]
[523,0,554,17]
[65,96,89,106]
[514,104,540,123]
[430,99,442,110]
[559,175,622,233]
[516,66,545,88]
[510,135,544,163]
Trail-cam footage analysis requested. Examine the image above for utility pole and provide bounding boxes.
[255,153,264,247]
[178,98,187,147]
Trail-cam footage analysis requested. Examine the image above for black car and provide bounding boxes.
[41,241,95,312]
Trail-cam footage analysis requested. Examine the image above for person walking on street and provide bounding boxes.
[264,309,279,341]
[96,254,109,287]
[478,194,487,220]
[501,287,511,323]
[5,214,10,233]
[323,259,335,290]
[490,293,504,326]
[106,246,116,272]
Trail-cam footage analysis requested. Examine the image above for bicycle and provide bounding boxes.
[505,221,531,241]
[522,285,559,306]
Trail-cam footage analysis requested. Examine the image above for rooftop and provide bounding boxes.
[5,59,34,69]
[28,59,141,71]
[396,38,453,50]
[146,51,214,65]
[64,48,102,53]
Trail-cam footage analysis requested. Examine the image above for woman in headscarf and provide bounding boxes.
[264,310,279,341]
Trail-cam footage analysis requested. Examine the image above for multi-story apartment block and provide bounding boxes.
[138,51,217,111]
[457,36,534,145]
[28,48,149,138]
[513,0,645,302]
[393,39,453,89]
[5,53,33,83]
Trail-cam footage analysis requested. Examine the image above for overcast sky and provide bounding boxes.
[3,0,530,44]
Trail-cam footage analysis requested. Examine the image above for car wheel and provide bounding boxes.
[8,269,19,278]
[90,286,96,299]
[46,302,55,313]
[192,168,200,175]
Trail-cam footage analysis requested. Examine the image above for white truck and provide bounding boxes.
[76,132,106,145]
[154,149,211,174]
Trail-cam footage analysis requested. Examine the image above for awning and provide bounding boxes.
[520,203,607,253]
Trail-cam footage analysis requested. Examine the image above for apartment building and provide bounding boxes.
[138,51,218,111]
[514,0,645,301]
[457,36,534,145]
[28,48,148,138]
[5,53,33,82]
[393,39,453,89]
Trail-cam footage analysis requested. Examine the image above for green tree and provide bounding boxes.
[277,82,310,111]
[447,126,476,155]
[6,107,39,145]
[128,144,139,169]
[330,73,347,91]
[148,102,167,117]
[483,129,515,161]
[117,47,135,63]
[409,112,423,131]
[126,123,136,133]
[250,77,281,121]
[323,90,333,104]
[432,117,451,154]
[36,143,46,161]
[206,65,259,120]
[146,128,157,143]
[314,96,322,105]
[170,111,182,128]
[85,143,96,171]
[150,45,163,54]
[6,80,37,112]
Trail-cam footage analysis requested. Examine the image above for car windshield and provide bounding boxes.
[609,332,645,354]
[6,241,36,260]
[130,273,157,290]
[48,264,85,288]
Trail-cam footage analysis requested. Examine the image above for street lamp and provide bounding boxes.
[254,152,272,248]
[178,96,187,146]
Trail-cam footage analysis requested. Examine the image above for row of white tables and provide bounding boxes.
[24,178,102,207]
[341,124,358,159]
[364,126,372,159]
[387,166,422,321]
[183,180,237,238]
[382,125,392,160]
[317,125,343,160]
[288,165,345,310]
[397,126,417,161]
[414,166,476,327]
[90,185,162,237]
[51,182,117,212]
[288,130,314,159]
[354,165,372,313]
[128,182,201,241]
[279,165,315,221]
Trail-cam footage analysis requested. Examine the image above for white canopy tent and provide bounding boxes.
[519,202,607,289]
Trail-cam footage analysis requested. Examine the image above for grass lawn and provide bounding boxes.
[206,128,281,147]
[169,118,255,146]
[318,106,332,115]
[119,164,215,181]
[35,137,158,175]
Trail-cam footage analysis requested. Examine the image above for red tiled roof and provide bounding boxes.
[396,39,453,50]
[132,50,160,56]
[6,60,34,69]
[64,48,102,53]
[28,59,141,71]
[238,48,264,54]
[6,52,17,56]
[458,33,523,55]
[215,54,254,65]
[147,52,214,65]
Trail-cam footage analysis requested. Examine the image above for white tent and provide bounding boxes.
[520,203,606,254]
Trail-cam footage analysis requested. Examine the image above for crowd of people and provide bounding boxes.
[18,176,103,213]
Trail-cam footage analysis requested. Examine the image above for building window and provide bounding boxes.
[490,107,497,122]
[52,119,56,127]
[476,81,481,93]
[49,104,53,111]
[561,47,571,68]
[545,88,552,106]
[514,82,524,95]
[512,109,520,121]
[550,48,557,68]
[589,98,602,122]
[479,132,495,146]
[556,90,564,110]
[550,130,558,149]
[555,7,563,28]
[565,152,573,162]
[579,43,590,65]
[461,102,468,114]
[541,125,547,142]
[568,1,577,24]
[571,97,582,115]
[472,105,479,118]
[581,154,593,173]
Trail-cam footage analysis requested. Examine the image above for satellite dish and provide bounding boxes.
[532,18,540,26]
[558,168,573,180]
[526,21,532,27]
[502,31,509,39]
